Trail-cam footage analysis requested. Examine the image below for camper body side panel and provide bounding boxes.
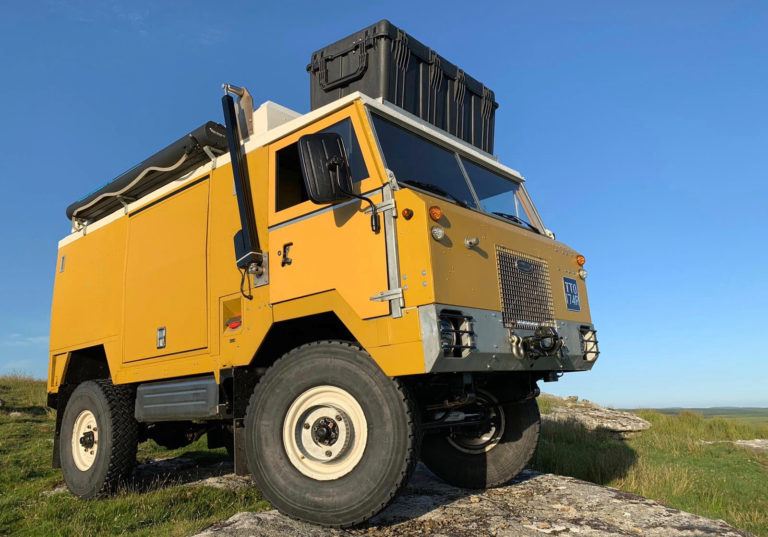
[48,219,128,392]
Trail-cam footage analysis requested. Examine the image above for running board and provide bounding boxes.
[135,375,226,422]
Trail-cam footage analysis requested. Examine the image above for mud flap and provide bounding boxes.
[233,418,249,476]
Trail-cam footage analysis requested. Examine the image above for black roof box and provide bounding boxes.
[308,20,498,153]
[66,121,227,223]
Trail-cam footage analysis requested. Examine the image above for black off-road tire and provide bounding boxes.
[60,380,138,498]
[244,341,420,527]
[421,396,540,489]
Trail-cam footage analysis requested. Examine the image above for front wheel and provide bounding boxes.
[421,393,540,489]
[244,341,420,527]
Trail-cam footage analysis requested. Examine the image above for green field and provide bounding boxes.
[0,375,268,537]
[2,377,767,537]
[651,407,768,426]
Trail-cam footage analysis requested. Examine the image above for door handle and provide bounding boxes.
[281,242,293,267]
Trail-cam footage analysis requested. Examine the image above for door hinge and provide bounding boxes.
[385,168,400,191]
[370,288,404,305]
[364,198,396,215]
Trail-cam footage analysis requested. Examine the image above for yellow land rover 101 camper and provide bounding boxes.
[47,21,599,527]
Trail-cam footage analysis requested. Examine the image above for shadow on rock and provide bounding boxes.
[530,417,638,485]
[368,464,539,528]
[373,415,639,525]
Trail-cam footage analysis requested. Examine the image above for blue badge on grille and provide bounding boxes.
[563,277,581,312]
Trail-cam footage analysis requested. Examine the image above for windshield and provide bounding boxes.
[371,115,479,209]
[460,157,535,229]
[371,114,538,231]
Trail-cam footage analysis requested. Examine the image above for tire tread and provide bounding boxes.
[89,379,138,496]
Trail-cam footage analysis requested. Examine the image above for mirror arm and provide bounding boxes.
[327,155,380,234]
[338,182,380,234]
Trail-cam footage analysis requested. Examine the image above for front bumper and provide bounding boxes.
[419,304,599,373]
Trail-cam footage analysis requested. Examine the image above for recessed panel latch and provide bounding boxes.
[156,327,166,349]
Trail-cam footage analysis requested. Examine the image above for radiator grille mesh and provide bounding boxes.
[496,246,555,329]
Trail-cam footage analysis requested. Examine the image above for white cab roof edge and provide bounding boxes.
[59,92,524,247]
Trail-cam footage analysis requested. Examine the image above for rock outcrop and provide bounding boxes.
[190,464,752,537]
[699,439,768,453]
[542,401,651,438]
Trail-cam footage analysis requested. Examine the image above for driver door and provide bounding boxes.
[267,107,389,320]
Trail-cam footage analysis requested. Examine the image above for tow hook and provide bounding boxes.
[522,326,563,359]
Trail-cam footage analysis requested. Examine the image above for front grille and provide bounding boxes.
[496,246,555,329]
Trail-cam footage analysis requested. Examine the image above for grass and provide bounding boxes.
[2,377,767,536]
[532,395,768,537]
[652,407,768,426]
[0,375,269,537]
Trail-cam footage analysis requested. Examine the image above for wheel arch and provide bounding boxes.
[229,312,355,422]
[251,312,355,370]
[49,345,112,469]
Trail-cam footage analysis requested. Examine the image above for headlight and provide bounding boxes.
[439,319,456,348]
[578,269,588,280]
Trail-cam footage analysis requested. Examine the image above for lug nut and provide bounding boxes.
[335,415,342,421]
[325,450,332,457]
[303,423,310,429]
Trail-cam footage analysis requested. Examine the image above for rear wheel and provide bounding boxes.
[60,380,138,498]
[421,392,540,489]
[244,341,420,527]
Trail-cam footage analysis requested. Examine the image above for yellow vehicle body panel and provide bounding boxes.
[50,220,127,353]
[123,178,210,362]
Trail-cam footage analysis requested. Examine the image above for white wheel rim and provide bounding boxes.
[282,385,367,481]
[71,410,99,471]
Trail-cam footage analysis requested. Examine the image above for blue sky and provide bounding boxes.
[0,1,766,408]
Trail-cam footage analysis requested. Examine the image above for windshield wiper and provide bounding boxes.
[399,180,470,208]
[493,211,538,231]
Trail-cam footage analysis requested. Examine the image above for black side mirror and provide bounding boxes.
[297,133,354,204]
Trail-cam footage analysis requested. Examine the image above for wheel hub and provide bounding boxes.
[311,417,339,446]
[71,409,99,471]
[79,430,95,449]
[283,385,368,481]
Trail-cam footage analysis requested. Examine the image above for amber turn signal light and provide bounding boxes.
[428,206,443,221]
[402,208,414,220]
[576,255,586,266]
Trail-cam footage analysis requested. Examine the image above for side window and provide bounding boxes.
[276,143,307,211]
[320,118,368,182]
[275,117,369,212]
